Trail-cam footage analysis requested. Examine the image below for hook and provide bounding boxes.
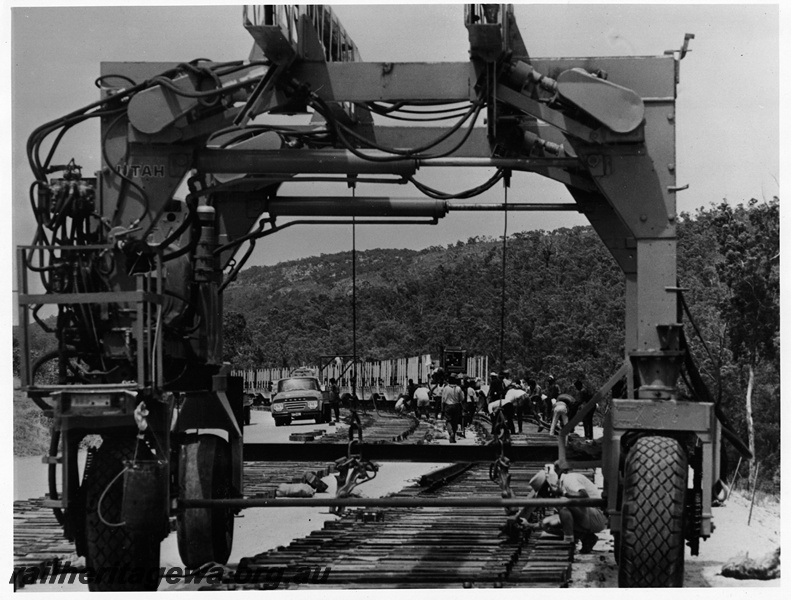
[347,438,360,459]
[134,401,149,437]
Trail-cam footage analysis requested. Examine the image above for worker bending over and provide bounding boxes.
[528,459,606,553]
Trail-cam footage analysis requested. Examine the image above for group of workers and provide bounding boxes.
[260,372,605,553]
[377,383,608,554]
[399,370,597,443]
[484,371,596,440]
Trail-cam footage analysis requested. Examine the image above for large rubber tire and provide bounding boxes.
[84,437,162,591]
[177,434,235,569]
[619,435,687,587]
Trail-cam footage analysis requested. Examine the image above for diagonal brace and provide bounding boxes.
[558,361,631,462]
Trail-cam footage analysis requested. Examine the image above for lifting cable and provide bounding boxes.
[351,189,357,402]
[499,173,511,371]
[349,186,384,417]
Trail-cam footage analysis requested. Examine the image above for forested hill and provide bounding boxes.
[228,242,490,298]
[224,225,626,380]
[223,198,779,384]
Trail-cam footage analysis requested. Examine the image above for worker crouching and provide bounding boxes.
[528,459,606,554]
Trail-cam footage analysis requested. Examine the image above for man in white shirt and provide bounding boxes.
[504,385,528,433]
[537,459,607,553]
[441,375,465,443]
[414,384,431,420]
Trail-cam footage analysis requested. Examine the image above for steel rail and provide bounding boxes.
[181,496,606,509]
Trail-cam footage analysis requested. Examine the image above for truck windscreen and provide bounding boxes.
[278,378,320,393]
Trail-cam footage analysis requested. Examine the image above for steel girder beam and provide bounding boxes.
[242,442,568,464]
[291,56,674,104]
[182,496,606,509]
[290,62,477,103]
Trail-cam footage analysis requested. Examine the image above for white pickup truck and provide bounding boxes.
[270,369,331,426]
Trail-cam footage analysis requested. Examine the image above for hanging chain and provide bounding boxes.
[332,439,379,515]
[489,435,517,516]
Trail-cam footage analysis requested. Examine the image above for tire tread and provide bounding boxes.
[619,435,687,587]
[84,437,161,591]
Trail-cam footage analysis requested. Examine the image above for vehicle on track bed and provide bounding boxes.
[270,370,331,426]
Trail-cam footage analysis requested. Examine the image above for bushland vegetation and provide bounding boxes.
[13,198,779,491]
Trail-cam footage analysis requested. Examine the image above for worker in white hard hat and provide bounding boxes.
[529,459,606,553]
[499,466,559,539]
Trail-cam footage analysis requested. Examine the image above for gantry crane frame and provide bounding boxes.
[17,4,730,589]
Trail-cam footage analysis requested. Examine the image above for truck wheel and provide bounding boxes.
[84,437,162,591]
[315,411,325,425]
[619,435,687,587]
[274,417,284,427]
[177,434,235,569]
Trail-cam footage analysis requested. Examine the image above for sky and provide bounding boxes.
[4,1,783,274]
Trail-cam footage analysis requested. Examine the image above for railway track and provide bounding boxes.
[12,411,425,577]
[209,460,586,590]
[14,411,595,589]
[204,413,588,590]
